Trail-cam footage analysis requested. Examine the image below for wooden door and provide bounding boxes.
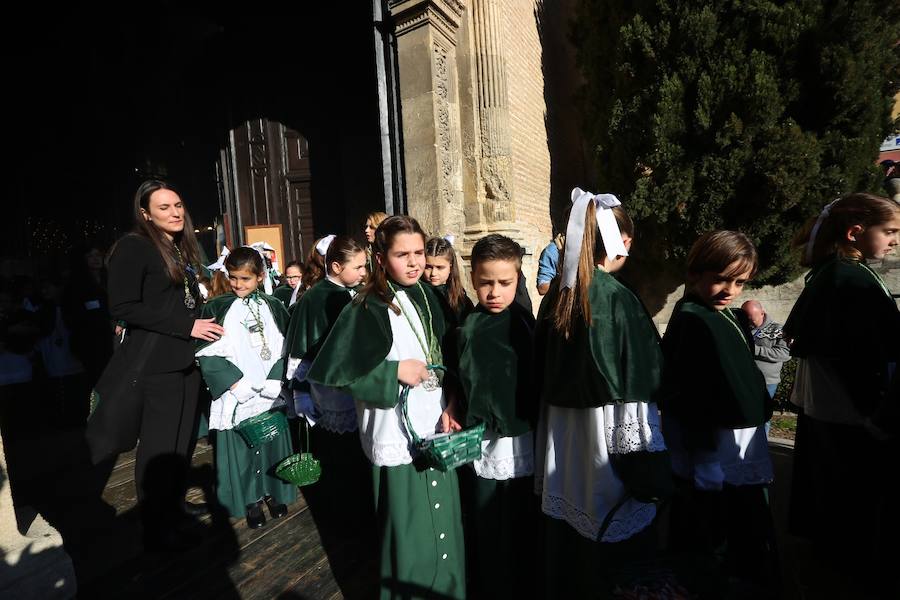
[219,118,314,264]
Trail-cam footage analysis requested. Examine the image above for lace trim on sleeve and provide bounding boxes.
[604,402,667,454]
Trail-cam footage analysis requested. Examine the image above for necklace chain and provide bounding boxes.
[387,281,440,364]
[243,293,272,359]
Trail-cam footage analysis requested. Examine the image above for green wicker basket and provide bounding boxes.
[275,417,321,486]
[400,371,485,472]
[233,408,288,448]
[276,452,322,486]
[415,422,486,472]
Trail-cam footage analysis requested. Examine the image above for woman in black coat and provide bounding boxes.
[87,179,224,551]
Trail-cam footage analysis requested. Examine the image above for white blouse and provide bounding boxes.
[196,297,285,431]
[356,290,446,467]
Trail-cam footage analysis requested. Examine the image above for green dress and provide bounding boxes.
[308,282,466,600]
[195,292,297,518]
[456,303,539,598]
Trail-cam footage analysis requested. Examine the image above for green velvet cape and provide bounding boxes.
[536,269,664,408]
[272,284,294,308]
[284,278,354,362]
[457,304,536,435]
[195,292,289,398]
[784,255,899,420]
[425,281,475,328]
[306,282,450,409]
[660,295,770,447]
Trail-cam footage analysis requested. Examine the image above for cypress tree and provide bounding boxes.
[574,0,900,285]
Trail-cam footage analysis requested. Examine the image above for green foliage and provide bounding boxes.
[574,0,900,285]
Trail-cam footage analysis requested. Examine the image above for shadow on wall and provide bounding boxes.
[534,0,683,315]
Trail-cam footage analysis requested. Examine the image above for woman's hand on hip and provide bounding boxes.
[397,359,429,387]
[192,318,225,342]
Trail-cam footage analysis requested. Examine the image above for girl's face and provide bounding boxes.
[364,220,377,243]
[229,266,264,298]
[84,248,104,271]
[332,251,367,287]
[471,259,519,313]
[284,265,302,289]
[851,216,900,260]
[688,261,753,311]
[424,255,451,286]
[378,233,425,286]
[142,189,185,239]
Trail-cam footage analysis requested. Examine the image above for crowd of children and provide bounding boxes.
[15,182,890,597]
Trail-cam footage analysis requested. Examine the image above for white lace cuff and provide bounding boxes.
[603,402,666,454]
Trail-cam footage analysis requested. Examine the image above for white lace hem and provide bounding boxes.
[317,408,359,434]
[603,402,667,454]
[359,433,413,467]
[540,493,657,543]
[474,453,534,480]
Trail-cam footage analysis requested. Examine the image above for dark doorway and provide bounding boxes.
[6,2,400,265]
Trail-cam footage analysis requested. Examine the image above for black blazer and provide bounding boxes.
[107,234,197,373]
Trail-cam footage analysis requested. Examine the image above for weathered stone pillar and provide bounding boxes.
[390,0,466,237]
[472,0,515,227]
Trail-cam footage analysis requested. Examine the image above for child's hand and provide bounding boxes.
[440,403,462,433]
[398,359,429,387]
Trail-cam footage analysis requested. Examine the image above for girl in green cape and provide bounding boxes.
[660,231,777,595]
[536,189,671,596]
[195,247,297,528]
[784,193,899,596]
[284,236,373,542]
[308,216,466,600]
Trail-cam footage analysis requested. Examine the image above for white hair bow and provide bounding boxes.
[316,234,337,257]
[206,246,230,276]
[443,234,456,246]
[805,198,840,263]
[560,187,629,290]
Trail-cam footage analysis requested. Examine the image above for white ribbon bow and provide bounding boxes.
[561,187,629,290]
[316,234,337,256]
[805,198,840,263]
[443,234,456,246]
[206,246,230,276]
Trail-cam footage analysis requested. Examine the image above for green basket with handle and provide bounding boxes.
[232,405,288,448]
[400,365,485,472]
[275,418,321,487]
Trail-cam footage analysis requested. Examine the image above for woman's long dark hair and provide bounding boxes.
[360,215,427,314]
[132,179,201,284]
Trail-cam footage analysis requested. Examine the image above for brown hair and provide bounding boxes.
[794,192,900,267]
[298,239,327,295]
[225,246,265,276]
[686,230,758,279]
[360,215,427,314]
[426,236,469,313]
[207,272,232,298]
[552,202,634,339]
[366,211,388,230]
[325,236,366,273]
[132,180,201,284]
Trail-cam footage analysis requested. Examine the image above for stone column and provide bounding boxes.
[389,0,466,237]
[472,0,515,227]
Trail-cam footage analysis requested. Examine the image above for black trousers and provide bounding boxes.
[134,366,200,527]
